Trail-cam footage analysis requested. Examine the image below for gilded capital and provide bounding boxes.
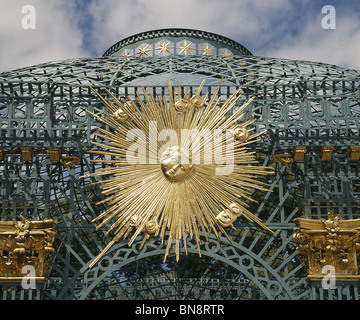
[0,216,57,285]
[293,210,360,282]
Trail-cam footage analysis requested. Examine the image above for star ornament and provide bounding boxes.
[84,78,274,268]
[136,43,152,57]
[157,40,173,56]
[220,48,233,60]
[199,42,215,56]
[120,49,133,60]
[178,39,195,56]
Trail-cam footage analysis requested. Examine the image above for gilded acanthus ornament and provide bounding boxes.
[0,216,57,284]
[293,210,360,281]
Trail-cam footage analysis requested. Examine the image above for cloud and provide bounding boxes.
[0,0,88,72]
[0,0,358,72]
[87,0,293,56]
[87,0,360,70]
[265,6,360,70]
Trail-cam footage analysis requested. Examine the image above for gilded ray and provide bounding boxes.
[83,78,274,268]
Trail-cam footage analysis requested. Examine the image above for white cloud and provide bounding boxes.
[87,0,359,71]
[0,0,87,72]
[265,10,360,70]
[0,0,358,73]
[88,0,293,56]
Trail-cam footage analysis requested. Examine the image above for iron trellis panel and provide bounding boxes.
[0,28,359,300]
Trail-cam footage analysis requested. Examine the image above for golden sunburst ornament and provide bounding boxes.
[84,78,274,268]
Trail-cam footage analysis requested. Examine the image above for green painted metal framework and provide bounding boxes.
[0,28,359,300]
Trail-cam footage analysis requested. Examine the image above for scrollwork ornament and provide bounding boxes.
[232,125,249,142]
[175,100,187,113]
[191,95,205,108]
[129,215,140,228]
[112,108,128,123]
[215,209,237,228]
[229,203,243,216]
[144,220,159,235]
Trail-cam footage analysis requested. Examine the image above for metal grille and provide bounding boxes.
[0,28,359,300]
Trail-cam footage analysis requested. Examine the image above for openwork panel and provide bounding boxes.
[0,30,359,301]
[103,28,253,58]
[303,152,360,219]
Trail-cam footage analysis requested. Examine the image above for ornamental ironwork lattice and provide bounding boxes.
[0,28,359,300]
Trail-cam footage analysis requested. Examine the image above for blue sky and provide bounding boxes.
[0,0,359,72]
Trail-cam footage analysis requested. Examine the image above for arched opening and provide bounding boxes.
[78,232,297,300]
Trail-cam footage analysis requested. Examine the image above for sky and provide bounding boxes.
[0,0,359,73]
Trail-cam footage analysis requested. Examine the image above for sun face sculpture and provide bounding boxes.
[84,78,274,268]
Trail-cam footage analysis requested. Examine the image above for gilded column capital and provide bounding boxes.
[293,210,360,282]
[0,216,57,285]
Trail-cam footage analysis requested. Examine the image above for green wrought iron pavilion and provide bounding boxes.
[0,28,359,300]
